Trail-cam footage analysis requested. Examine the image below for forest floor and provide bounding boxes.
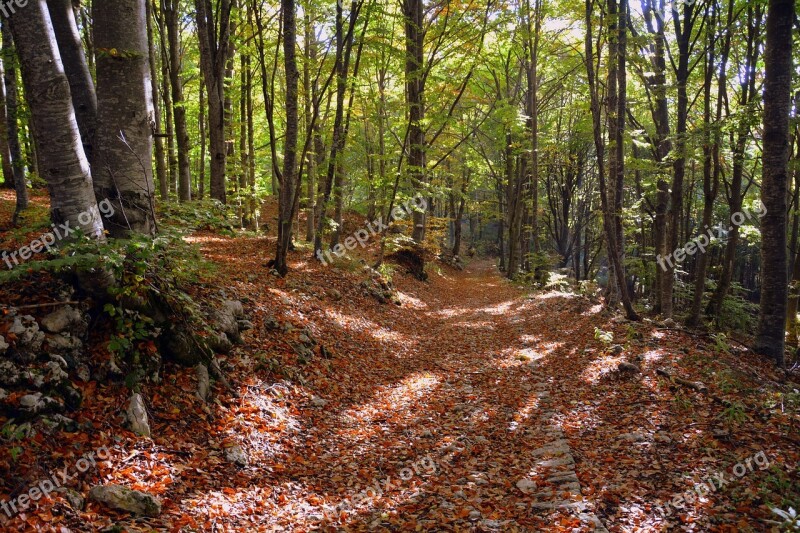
[1,191,799,532]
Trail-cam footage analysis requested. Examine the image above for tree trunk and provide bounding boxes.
[0,50,14,189]
[304,9,316,242]
[146,0,168,201]
[1,22,27,222]
[688,3,727,326]
[48,0,96,165]
[93,0,157,237]
[199,80,206,199]
[8,0,103,238]
[709,6,762,317]
[157,4,176,196]
[404,0,426,248]
[274,0,299,276]
[195,0,231,203]
[753,0,792,366]
[164,0,191,202]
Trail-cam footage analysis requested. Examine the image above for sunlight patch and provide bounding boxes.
[580,354,626,384]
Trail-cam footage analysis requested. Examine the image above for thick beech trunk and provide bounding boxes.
[93,0,157,237]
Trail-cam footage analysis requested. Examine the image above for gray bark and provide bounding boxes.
[93,0,157,237]
[8,0,103,238]
[47,0,97,163]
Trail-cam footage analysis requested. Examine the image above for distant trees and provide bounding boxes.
[1,0,796,363]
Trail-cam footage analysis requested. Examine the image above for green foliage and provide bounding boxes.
[717,285,759,332]
[673,391,694,412]
[711,333,731,355]
[543,271,570,291]
[594,327,614,346]
[0,228,211,388]
[157,199,238,235]
[718,401,747,427]
[0,420,29,462]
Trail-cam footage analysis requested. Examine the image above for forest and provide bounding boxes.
[0,0,798,530]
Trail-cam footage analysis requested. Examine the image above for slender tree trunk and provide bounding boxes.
[754,0,793,366]
[709,6,762,317]
[47,0,97,164]
[0,54,13,188]
[313,0,360,259]
[8,0,103,238]
[404,0,426,248]
[274,0,299,275]
[195,0,232,203]
[157,4,176,196]
[1,22,26,222]
[93,0,157,237]
[164,0,191,202]
[146,0,168,201]
[199,81,206,199]
[304,10,316,242]
[688,4,727,326]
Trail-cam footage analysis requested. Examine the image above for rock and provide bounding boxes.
[0,388,7,401]
[516,479,537,494]
[662,318,677,328]
[213,303,241,343]
[618,362,641,373]
[319,345,332,359]
[263,316,281,330]
[19,393,64,417]
[207,331,233,355]
[196,364,210,401]
[44,361,70,384]
[222,300,245,319]
[42,414,79,432]
[89,484,162,517]
[56,487,85,510]
[59,383,83,410]
[0,360,22,387]
[8,315,45,363]
[40,306,85,335]
[293,342,314,363]
[620,431,647,442]
[327,289,342,301]
[126,393,151,438]
[610,344,624,354]
[311,396,328,408]
[654,432,672,444]
[45,333,84,362]
[224,445,249,467]
[0,335,8,356]
[48,353,69,369]
[237,319,253,332]
[164,329,202,366]
[76,365,91,382]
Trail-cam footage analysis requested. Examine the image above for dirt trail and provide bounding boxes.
[224,257,609,531]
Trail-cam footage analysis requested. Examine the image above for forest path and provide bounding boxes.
[217,254,612,531]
